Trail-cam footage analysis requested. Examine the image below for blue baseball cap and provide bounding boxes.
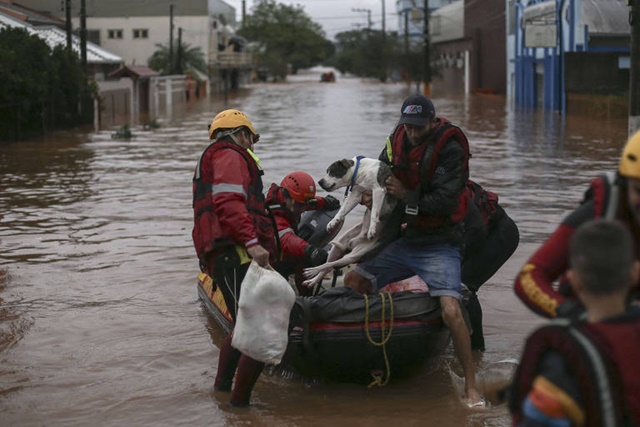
[398,94,436,126]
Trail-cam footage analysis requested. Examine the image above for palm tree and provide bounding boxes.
[147,42,207,77]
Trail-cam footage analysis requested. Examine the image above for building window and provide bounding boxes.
[133,29,149,39]
[107,29,123,39]
[87,29,101,45]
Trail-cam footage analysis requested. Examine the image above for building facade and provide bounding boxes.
[15,0,251,93]
[395,0,506,95]
[507,0,630,113]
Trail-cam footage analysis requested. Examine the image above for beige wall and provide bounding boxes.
[73,15,212,67]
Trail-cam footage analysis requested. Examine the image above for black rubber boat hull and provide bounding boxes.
[197,273,451,383]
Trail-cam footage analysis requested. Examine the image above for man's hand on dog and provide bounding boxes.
[385,175,407,200]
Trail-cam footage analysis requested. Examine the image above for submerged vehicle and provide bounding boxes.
[197,209,462,384]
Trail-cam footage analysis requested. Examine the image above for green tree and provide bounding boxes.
[329,29,440,83]
[239,0,332,80]
[0,27,91,141]
[147,42,207,76]
[329,29,395,82]
[50,45,92,125]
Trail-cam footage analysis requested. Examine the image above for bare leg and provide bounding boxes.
[343,270,374,294]
[440,296,482,405]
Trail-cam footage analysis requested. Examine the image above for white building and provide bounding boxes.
[15,0,251,92]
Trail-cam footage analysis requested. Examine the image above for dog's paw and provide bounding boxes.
[301,278,318,288]
[367,227,377,240]
[301,270,322,288]
[303,266,319,279]
[327,217,344,233]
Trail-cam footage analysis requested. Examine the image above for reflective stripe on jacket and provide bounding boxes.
[192,139,276,262]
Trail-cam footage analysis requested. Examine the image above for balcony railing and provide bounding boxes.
[214,52,253,69]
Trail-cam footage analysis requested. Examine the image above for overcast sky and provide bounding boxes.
[224,0,399,40]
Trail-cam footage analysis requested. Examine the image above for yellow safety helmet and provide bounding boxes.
[619,130,640,179]
[208,109,257,140]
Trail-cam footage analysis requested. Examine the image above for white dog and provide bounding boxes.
[302,157,400,288]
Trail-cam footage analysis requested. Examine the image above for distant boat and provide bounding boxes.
[320,71,336,83]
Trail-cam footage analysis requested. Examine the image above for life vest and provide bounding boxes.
[266,183,300,229]
[581,171,620,220]
[509,314,640,427]
[192,140,276,262]
[465,179,505,234]
[386,119,470,228]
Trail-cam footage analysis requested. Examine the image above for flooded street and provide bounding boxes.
[0,68,630,426]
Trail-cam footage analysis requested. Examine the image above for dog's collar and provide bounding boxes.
[345,155,365,196]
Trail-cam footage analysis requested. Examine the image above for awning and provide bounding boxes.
[108,65,159,79]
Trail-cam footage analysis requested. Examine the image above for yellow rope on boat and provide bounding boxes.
[364,292,394,387]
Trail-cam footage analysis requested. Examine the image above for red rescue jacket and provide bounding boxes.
[509,311,640,427]
[514,173,640,317]
[265,183,328,259]
[387,119,470,229]
[192,140,276,263]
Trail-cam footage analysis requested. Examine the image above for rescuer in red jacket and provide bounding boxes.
[509,219,640,427]
[265,171,340,294]
[514,130,640,319]
[192,109,276,407]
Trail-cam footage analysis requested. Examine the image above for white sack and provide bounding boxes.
[231,261,296,365]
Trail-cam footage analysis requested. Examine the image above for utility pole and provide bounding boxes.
[404,9,409,55]
[80,0,87,72]
[381,0,387,81]
[382,0,386,40]
[423,0,431,97]
[352,8,372,30]
[630,0,640,135]
[65,0,72,52]
[176,27,183,74]
[169,4,174,74]
[242,0,246,26]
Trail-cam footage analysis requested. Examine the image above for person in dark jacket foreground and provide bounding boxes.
[344,94,484,408]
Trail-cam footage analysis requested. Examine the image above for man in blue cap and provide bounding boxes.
[344,94,484,407]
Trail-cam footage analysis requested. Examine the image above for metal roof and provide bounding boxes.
[0,12,123,64]
[582,0,630,36]
[0,2,64,26]
[523,0,630,36]
[108,65,159,79]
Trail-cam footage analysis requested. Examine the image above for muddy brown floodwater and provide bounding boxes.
[0,67,630,426]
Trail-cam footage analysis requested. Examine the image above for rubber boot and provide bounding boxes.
[214,334,241,391]
[467,292,486,352]
[229,355,265,407]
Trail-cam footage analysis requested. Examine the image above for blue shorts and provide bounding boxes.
[354,238,462,299]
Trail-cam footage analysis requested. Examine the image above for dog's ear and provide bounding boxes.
[340,159,355,169]
[327,158,355,177]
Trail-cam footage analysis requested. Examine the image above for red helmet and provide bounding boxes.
[280,171,316,204]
